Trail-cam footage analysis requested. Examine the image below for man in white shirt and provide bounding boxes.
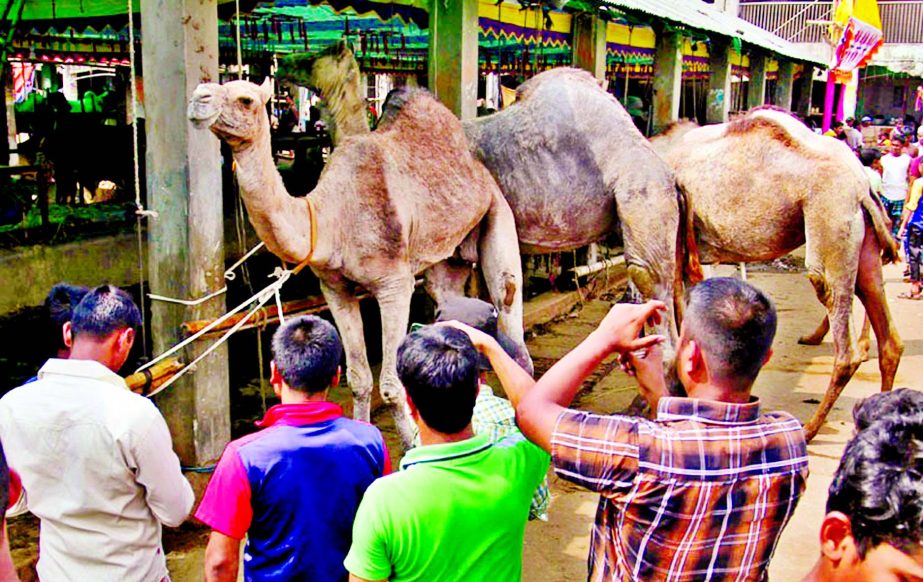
[844,117,863,150]
[860,148,884,200]
[881,134,913,235]
[0,285,193,582]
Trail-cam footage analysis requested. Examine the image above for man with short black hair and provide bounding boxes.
[0,284,193,582]
[44,283,89,359]
[197,315,390,582]
[345,325,549,582]
[801,391,923,581]
[516,278,808,581]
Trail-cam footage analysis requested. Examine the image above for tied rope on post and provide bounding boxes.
[138,197,317,399]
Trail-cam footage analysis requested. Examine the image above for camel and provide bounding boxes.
[278,42,700,372]
[650,109,903,440]
[188,79,527,449]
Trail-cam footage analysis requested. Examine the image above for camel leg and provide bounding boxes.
[320,279,374,422]
[798,315,830,346]
[372,275,417,450]
[855,227,904,392]
[423,261,471,307]
[478,188,531,374]
[802,264,863,441]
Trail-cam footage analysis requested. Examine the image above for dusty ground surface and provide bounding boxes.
[9,259,923,581]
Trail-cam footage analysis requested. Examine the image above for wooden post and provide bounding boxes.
[706,39,732,124]
[652,25,682,133]
[747,53,767,110]
[572,13,607,82]
[774,60,795,111]
[140,0,229,467]
[428,0,479,120]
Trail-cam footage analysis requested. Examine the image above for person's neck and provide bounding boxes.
[68,339,120,372]
[799,559,825,582]
[280,385,328,405]
[417,422,475,447]
[684,381,752,404]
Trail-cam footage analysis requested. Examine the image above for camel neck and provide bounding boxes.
[322,75,370,144]
[231,128,321,265]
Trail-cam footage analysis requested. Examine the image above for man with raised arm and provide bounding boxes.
[515,278,809,581]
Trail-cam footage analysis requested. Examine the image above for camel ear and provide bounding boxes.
[337,38,348,54]
[258,77,273,104]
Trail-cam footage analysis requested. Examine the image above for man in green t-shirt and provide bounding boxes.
[344,325,549,582]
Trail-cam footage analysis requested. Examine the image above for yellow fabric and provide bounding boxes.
[478,1,572,34]
[908,179,923,213]
[605,21,656,48]
[835,0,882,30]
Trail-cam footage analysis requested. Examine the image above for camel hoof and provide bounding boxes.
[798,334,824,346]
[802,421,820,443]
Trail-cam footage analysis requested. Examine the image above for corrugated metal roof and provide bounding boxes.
[600,0,828,66]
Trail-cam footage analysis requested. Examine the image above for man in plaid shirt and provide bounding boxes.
[508,277,808,581]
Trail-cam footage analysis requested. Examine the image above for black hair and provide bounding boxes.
[44,283,89,351]
[853,388,923,432]
[397,326,479,434]
[683,277,777,389]
[859,148,882,167]
[271,315,342,393]
[892,133,906,144]
[827,411,923,558]
[70,285,141,340]
[832,120,845,129]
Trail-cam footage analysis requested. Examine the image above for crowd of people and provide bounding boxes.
[0,271,920,582]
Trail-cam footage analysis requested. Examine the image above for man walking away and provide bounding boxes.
[198,316,390,582]
[516,278,809,581]
[882,134,913,236]
[0,285,194,582]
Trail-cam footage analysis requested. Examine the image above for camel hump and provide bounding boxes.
[724,111,807,153]
[515,67,601,102]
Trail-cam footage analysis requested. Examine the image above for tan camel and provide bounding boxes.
[278,43,700,374]
[651,109,902,440]
[188,79,526,449]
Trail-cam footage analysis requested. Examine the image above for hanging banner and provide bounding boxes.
[830,0,883,83]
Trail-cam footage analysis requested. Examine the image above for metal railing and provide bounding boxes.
[738,1,923,44]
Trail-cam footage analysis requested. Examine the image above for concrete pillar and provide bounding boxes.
[706,40,732,124]
[428,0,478,120]
[774,60,795,111]
[796,65,814,117]
[652,26,682,133]
[572,13,607,81]
[747,53,767,110]
[140,0,229,467]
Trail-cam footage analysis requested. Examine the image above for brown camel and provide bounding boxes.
[651,109,903,440]
[278,43,700,373]
[188,79,526,449]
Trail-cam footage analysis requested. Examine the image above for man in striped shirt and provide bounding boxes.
[514,277,809,581]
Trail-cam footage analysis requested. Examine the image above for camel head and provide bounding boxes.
[276,39,359,97]
[188,78,272,148]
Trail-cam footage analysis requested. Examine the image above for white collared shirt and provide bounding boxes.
[0,359,194,582]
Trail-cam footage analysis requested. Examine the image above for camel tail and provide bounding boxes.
[677,182,703,285]
[861,188,900,265]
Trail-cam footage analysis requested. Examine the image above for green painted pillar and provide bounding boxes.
[706,39,732,124]
[428,0,479,120]
[652,26,682,133]
[572,13,607,81]
[774,60,795,111]
[140,0,229,468]
[747,53,768,110]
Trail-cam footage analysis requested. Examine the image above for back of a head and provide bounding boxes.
[271,315,343,393]
[853,388,923,432]
[71,285,141,340]
[827,414,923,557]
[859,147,882,168]
[397,326,479,434]
[683,277,777,389]
[44,283,89,352]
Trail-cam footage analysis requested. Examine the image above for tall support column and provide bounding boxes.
[140,0,229,467]
[572,13,607,81]
[796,65,814,117]
[652,26,682,133]
[747,53,767,110]
[706,39,732,124]
[774,60,795,111]
[428,0,478,120]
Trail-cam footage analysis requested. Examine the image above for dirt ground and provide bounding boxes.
[9,258,923,581]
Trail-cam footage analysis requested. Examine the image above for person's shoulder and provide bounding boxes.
[334,416,386,444]
[759,409,808,439]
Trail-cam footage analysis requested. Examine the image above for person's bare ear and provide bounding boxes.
[270,361,282,386]
[685,340,702,375]
[762,348,774,366]
[819,512,854,563]
[405,391,418,418]
[62,321,73,349]
[331,367,341,389]
[121,328,136,352]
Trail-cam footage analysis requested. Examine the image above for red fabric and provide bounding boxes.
[254,402,344,428]
[7,469,21,510]
[195,442,253,540]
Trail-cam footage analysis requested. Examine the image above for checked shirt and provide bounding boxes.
[552,397,808,582]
